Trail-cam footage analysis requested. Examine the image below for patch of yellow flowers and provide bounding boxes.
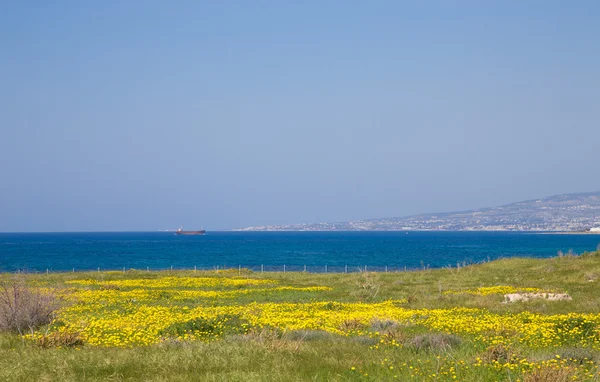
[64,276,274,288]
[59,286,331,304]
[32,277,600,352]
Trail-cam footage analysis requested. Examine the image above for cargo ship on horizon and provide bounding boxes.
[175,226,206,235]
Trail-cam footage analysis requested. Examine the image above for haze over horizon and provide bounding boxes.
[2,1,599,232]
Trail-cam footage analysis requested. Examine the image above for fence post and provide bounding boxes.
[303,264,306,272]
[238,265,241,275]
[283,264,286,273]
[72,268,75,273]
[325,265,327,273]
[345,265,347,273]
[365,265,367,272]
[170,265,173,272]
[385,266,388,273]
[261,264,264,273]
[147,266,149,272]
[46,268,49,274]
[98,267,100,273]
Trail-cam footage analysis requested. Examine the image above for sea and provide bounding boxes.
[0,231,599,273]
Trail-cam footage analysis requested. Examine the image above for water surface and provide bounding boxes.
[1,231,598,272]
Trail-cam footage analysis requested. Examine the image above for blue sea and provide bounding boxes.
[1,231,599,273]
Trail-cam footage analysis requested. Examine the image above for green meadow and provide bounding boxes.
[1,250,600,381]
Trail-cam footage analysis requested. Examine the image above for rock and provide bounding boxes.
[503,293,572,303]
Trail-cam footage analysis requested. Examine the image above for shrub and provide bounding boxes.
[37,331,84,348]
[371,319,406,343]
[0,279,59,334]
[480,344,520,364]
[382,327,407,344]
[338,319,366,332]
[409,333,461,352]
[523,365,576,382]
[353,273,381,301]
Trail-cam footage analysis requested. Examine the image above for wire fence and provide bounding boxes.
[11,264,433,274]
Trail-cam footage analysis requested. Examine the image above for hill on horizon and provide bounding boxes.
[236,191,600,232]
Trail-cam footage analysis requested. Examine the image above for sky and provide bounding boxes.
[1,1,599,232]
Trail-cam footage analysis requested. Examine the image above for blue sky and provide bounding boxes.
[1,1,599,231]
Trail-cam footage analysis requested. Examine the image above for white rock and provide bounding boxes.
[503,293,571,303]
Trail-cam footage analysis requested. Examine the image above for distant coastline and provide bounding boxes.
[542,231,600,235]
[233,229,600,234]
[236,191,600,233]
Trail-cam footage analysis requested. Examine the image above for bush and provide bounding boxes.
[523,365,575,382]
[37,331,84,348]
[480,344,520,364]
[338,319,366,332]
[0,279,59,334]
[353,273,381,301]
[370,319,406,343]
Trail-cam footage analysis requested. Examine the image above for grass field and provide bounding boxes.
[2,250,600,381]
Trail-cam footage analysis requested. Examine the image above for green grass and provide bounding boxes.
[2,251,600,381]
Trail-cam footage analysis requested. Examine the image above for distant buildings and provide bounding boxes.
[235,192,600,232]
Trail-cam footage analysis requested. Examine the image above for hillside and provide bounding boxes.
[237,191,600,231]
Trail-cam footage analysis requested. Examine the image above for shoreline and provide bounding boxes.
[538,231,600,235]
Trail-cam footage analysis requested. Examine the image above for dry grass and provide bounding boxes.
[236,327,304,352]
[523,365,576,382]
[480,344,521,364]
[370,319,407,343]
[338,318,365,332]
[353,272,381,301]
[37,331,83,348]
[409,333,462,352]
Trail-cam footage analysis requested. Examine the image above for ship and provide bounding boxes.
[175,226,206,235]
